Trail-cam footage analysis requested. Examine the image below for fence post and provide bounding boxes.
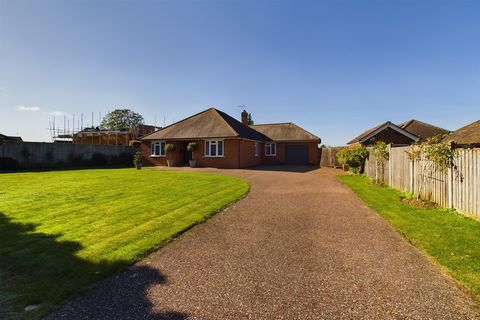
[328,148,331,167]
[330,148,333,167]
[448,164,453,209]
[448,142,455,209]
[410,159,414,194]
[388,144,392,186]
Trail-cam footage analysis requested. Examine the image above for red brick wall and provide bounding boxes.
[142,139,242,169]
[196,139,240,169]
[141,139,319,168]
[306,142,320,165]
[262,142,319,165]
[141,141,167,166]
[262,143,281,165]
[239,140,264,168]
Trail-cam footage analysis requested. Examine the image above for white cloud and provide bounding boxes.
[48,111,66,116]
[15,105,40,112]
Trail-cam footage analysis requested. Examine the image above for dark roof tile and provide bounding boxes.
[251,123,320,142]
[141,108,270,141]
[347,121,419,145]
[347,122,391,145]
[443,120,480,145]
[398,119,449,141]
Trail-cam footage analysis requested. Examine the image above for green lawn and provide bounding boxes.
[0,168,249,319]
[339,174,480,300]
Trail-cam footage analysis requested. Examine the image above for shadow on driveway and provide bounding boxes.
[47,265,188,320]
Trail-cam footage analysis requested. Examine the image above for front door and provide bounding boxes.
[183,142,192,165]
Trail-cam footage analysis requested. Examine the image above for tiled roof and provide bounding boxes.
[347,121,418,145]
[443,120,480,145]
[399,119,449,141]
[142,108,271,141]
[347,122,391,145]
[251,123,320,142]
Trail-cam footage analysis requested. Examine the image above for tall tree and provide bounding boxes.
[100,109,144,130]
[247,113,254,125]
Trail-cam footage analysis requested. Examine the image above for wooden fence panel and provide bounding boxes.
[320,147,343,168]
[363,146,480,217]
[364,154,377,179]
[364,152,390,185]
[389,146,411,192]
[452,149,480,216]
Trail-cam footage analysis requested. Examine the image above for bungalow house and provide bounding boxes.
[443,119,480,147]
[347,119,449,146]
[141,108,321,168]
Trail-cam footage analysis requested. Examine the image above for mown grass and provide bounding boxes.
[339,174,480,300]
[0,168,249,319]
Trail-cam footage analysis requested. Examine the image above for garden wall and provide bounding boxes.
[365,146,480,217]
[0,140,136,170]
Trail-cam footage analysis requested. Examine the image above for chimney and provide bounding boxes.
[241,110,249,125]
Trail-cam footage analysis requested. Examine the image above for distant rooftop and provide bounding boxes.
[443,119,480,145]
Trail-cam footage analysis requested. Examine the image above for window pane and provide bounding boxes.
[151,143,155,155]
[155,144,160,156]
[211,143,217,156]
[218,141,223,156]
[271,143,276,155]
[160,142,166,156]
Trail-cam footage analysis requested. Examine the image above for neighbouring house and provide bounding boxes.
[443,119,480,147]
[347,119,449,146]
[347,121,419,146]
[0,133,23,142]
[73,124,159,146]
[398,119,450,142]
[141,108,321,168]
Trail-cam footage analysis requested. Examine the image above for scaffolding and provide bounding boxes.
[48,112,160,145]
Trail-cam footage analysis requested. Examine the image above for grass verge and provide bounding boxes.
[0,168,249,319]
[339,174,480,300]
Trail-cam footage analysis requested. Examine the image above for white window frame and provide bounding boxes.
[205,140,224,157]
[151,141,166,157]
[265,143,276,156]
[254,142,259,157]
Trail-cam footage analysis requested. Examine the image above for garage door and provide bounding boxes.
[285,145,309,164]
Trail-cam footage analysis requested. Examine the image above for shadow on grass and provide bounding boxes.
[0,213,188,320]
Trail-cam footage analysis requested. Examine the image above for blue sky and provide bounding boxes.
[1,0,479,145]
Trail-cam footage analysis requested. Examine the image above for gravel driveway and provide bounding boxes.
[47,166,479,319]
